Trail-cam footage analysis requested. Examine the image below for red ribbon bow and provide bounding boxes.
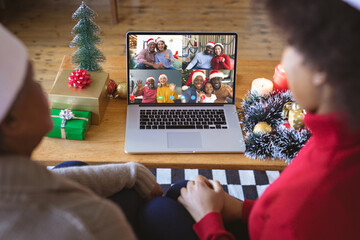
[68,69,92,89]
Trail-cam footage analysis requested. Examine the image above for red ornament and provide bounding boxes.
[68,69,92,89]
[107,79,117,95]
[129,95,135,102]
[194,41,197,47]
[273,64,288,91]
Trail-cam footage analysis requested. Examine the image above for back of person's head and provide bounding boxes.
[264,0,360,125]
[0,24,28,153]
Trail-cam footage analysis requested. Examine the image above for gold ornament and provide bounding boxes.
[253,122,273,134]
[115,82,127,99]
[282,102,306,130]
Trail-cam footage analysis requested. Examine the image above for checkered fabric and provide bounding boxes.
[149,168,281,201]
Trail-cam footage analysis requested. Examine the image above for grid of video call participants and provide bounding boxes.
[128,34,237,104]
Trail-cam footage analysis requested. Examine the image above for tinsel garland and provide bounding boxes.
[239,90,311,163]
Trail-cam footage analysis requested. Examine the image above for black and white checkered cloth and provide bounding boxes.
[149,168,281,201]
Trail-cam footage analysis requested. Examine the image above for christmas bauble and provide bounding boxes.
[116,82,127,99]
[253,122,272,134]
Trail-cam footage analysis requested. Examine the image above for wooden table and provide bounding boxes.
[32,56,288,171]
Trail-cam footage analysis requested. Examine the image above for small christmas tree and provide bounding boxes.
[70,1,105,72]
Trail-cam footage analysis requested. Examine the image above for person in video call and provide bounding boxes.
[139,0,360,239]
[211,43,231,70]
[199,82,217,103]
[182,70,206,103]
[209,70,233,103]
[0,24,163,240]
[186,41,215,70]
[156,73,178,103]
[135,38,164,69]
[155,37,177,70]
[132,76,158,103]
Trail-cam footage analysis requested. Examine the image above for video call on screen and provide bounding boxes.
[128,33,237,104]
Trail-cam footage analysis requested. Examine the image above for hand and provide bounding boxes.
[154,63,164,69]
[146,183,163,201]
[218,57,224,63]
[178,178,225,222]
[217,58,220,63]
[169,83,175,92]
[136,80,144,90]
[164,52,171,61]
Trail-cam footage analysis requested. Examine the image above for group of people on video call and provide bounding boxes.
[133,39,233,103]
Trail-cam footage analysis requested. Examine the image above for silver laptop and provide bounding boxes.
[125,32,245,153]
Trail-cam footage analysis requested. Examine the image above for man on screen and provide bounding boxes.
[132,77,157,103]
[209,70,233,103]
[185,41,215,70]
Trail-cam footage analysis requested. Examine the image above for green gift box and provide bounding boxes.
[47,109,91,140]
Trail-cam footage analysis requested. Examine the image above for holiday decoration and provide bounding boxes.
[282,102,305,130]
[240,90,311,162]
[48,69,109,125]
[253,122,273,134]
[273,64,288,91]
[70,1,105,72]
[251,78,273,96]
[68,69,92,88]
[115,82,127,99]
[107,79,117,97]
[47,109,91,140]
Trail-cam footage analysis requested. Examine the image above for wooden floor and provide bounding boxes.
[1,0,284,93]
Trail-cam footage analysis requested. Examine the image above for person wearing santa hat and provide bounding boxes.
[156,73,178,103]
[185,41,215,70]
[211,43,232,70]
[209,70,233,103]
[135,38,164,69]
[155,37,177,70]
[181,70,206,103]
[0,24,162,239]
[132,76,158,103]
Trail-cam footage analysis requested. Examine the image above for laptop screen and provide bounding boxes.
[127,32,237,105]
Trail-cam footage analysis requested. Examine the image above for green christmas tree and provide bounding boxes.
[70,1,105,72]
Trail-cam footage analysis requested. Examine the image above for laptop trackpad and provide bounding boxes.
[167,132,202,148]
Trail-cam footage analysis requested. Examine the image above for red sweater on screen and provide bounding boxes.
[211,54,231,70]
[194,112,360,240]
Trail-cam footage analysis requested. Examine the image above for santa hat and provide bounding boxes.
[214,43,224,50]
[206,41,215,47]
[186,70,206,86]
[147,38,155,46]
[209,70,224,80]
[0,24,28,123]
[155,37,165,44]
[158,73,167,80]
[146,76,155,84]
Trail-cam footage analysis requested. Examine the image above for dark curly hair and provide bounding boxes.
[264,0,360,125]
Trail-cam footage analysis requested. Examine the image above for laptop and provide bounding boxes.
[125,32,245,153]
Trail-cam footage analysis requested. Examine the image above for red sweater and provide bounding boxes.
[194,112,360,239]
[211,54,231,70]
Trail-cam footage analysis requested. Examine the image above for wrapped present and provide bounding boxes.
[48,69,109,125]
[282,102,306,130]
[47,109,91,140]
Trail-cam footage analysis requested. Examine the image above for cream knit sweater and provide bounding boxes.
[0,155,156,240]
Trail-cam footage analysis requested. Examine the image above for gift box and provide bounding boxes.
[48,69,109,125]
[47,109,91,140]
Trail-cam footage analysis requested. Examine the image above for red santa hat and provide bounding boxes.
[0,24,28,123]
[209,70,224,80]
[214,42,224,50]
[206,41,215,47]
[186,70,206,86]
[146,76,155,84]
[158,73,168,80]
[147,38,155,46]
[155,37,165,44]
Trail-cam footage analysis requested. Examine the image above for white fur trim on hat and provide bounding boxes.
[343,0,360,11]
[0,24,28,123]
[206,41,215,47]
[209,71,224,80]
[214,43,224,50]
[192,71,206,83]
[158,73,167,80]
[156,37,165,44]
[147,38,155,45]
[146,76,155,82]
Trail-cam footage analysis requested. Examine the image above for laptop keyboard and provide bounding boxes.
[139,109,228,130]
